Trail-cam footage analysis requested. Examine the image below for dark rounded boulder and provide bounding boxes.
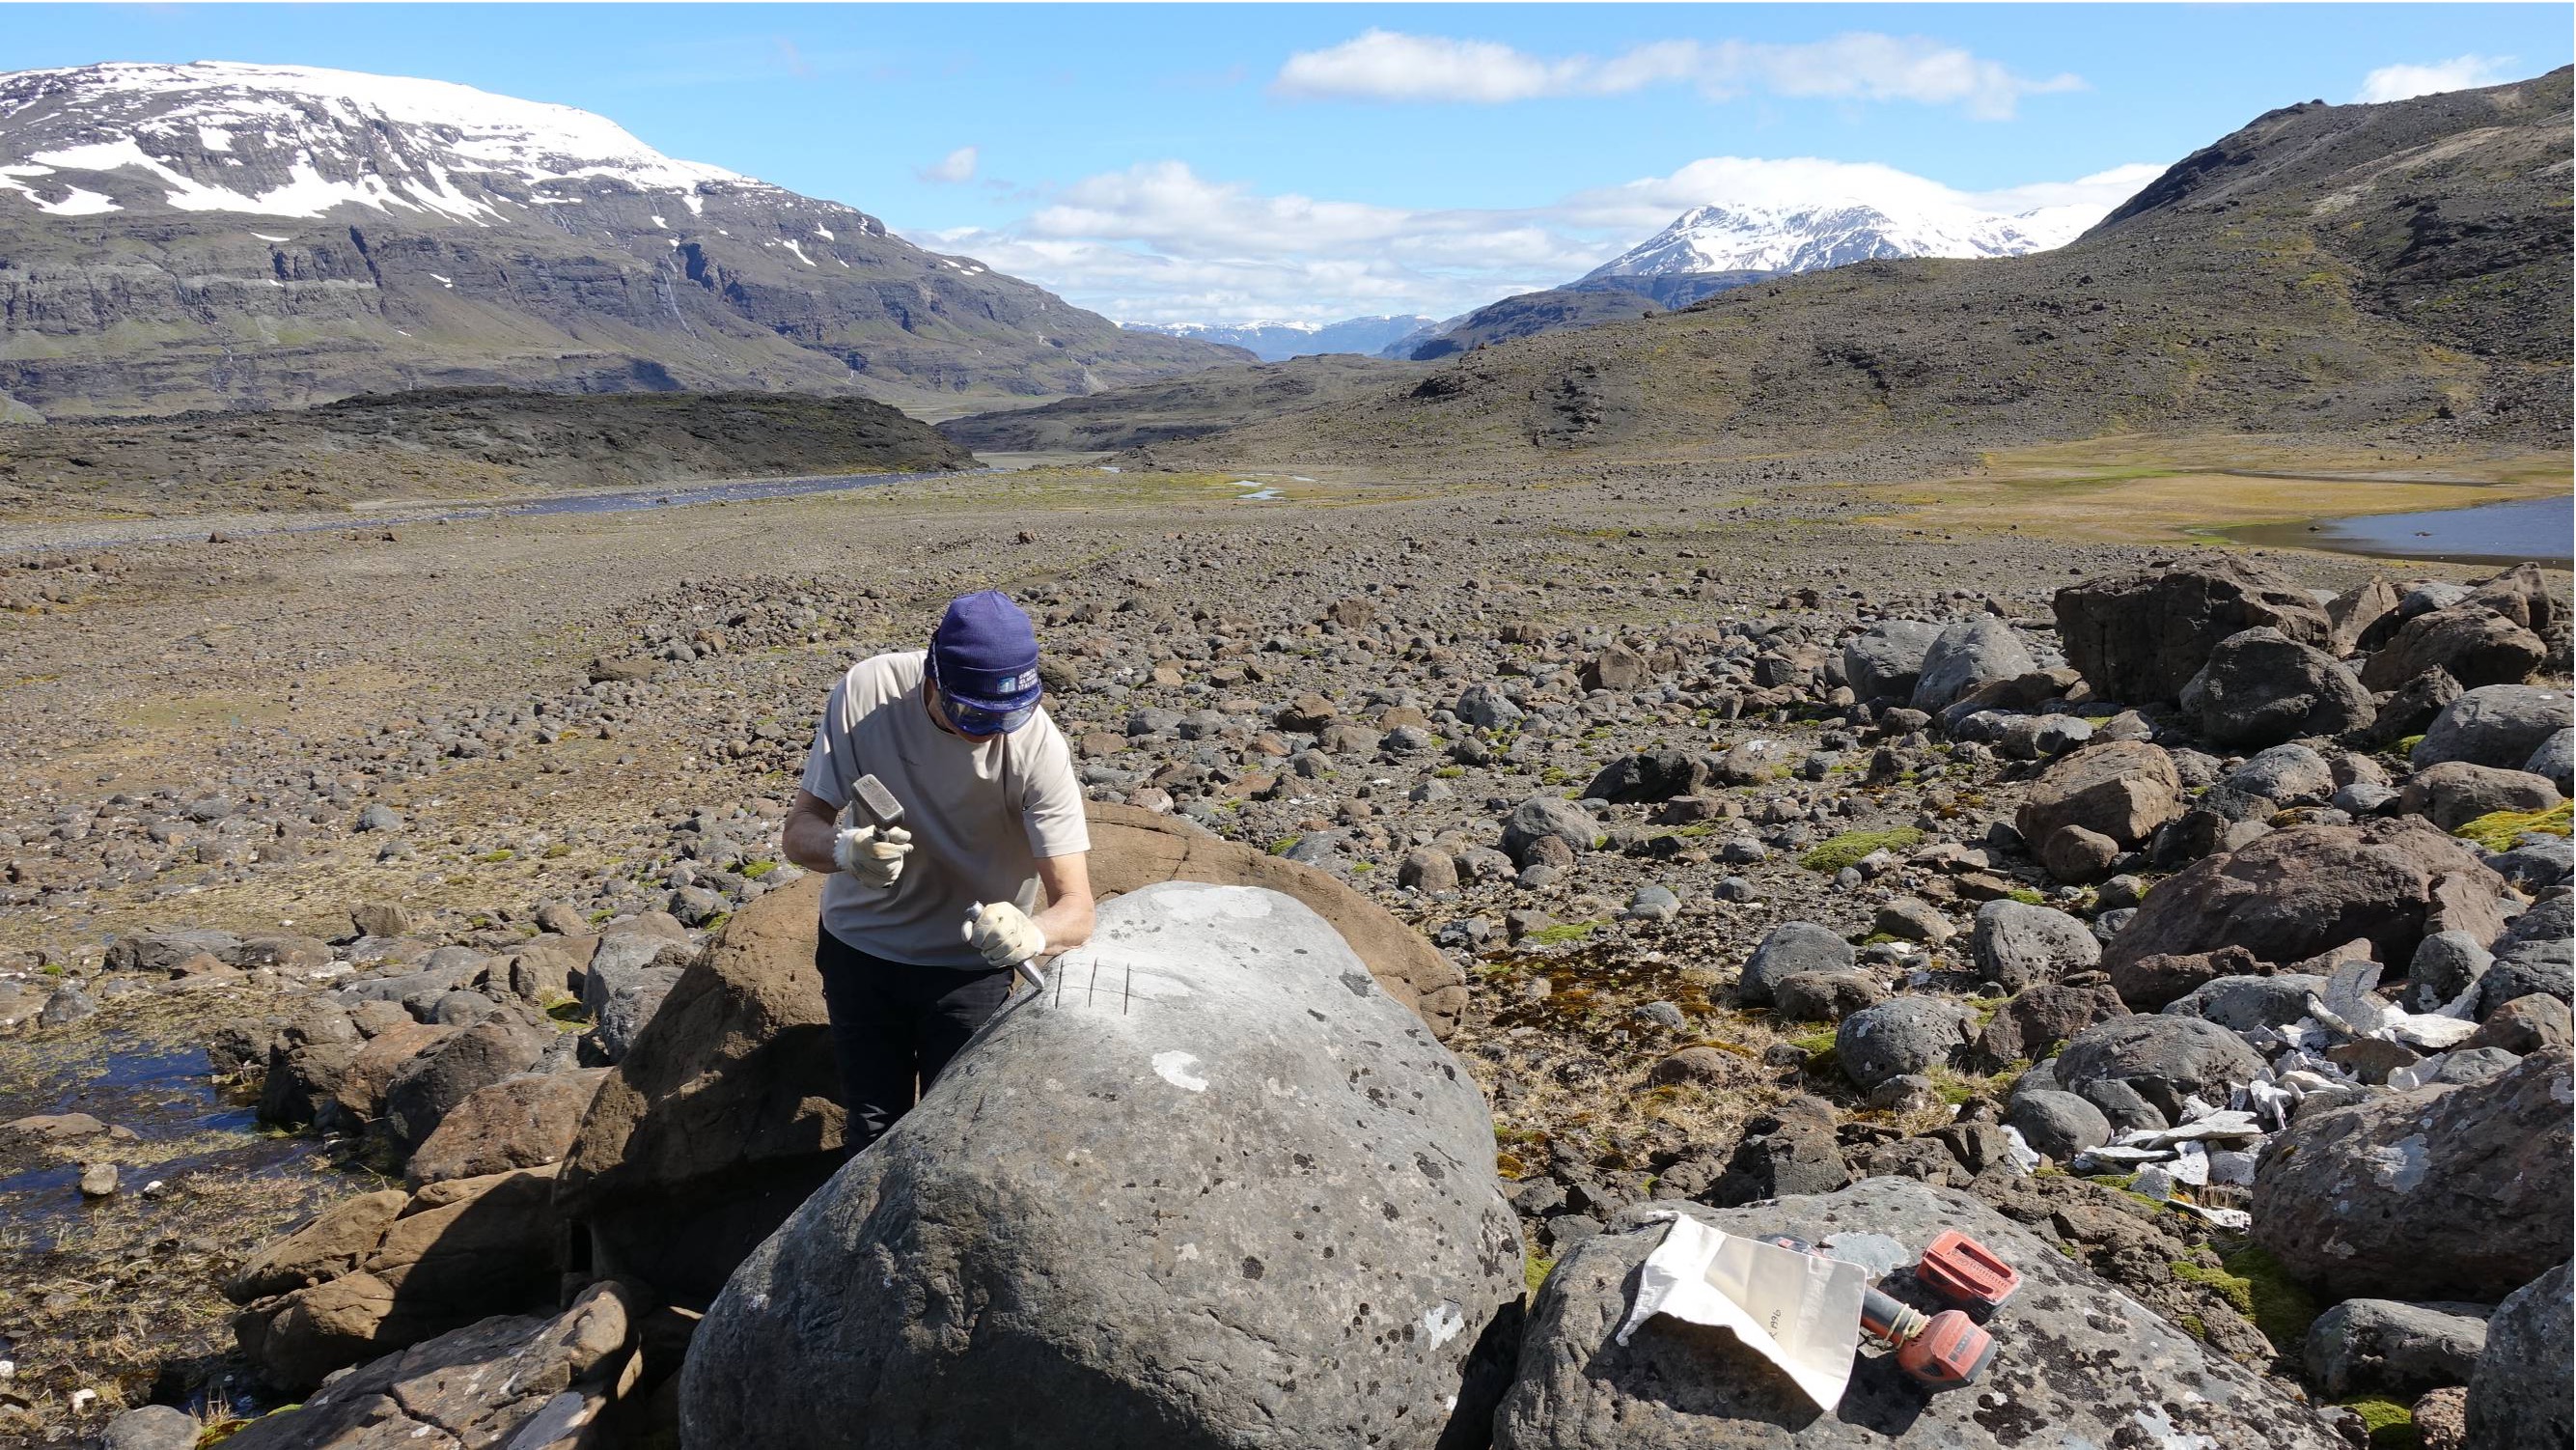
[680,884,1521,1450]
[2054,1014,2266,1122]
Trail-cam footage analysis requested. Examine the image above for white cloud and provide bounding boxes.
[1274,29,2084,120]
[904,153,2160,325]
[916,145,979,184]
[2356,55,2516,103]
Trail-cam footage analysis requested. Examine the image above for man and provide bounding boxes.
[781,589,1093,1152]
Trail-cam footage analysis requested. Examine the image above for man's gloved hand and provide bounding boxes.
[964,900,1045,968]
[833,824,913,887]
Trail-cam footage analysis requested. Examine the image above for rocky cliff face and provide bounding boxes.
[0,62,1244,418]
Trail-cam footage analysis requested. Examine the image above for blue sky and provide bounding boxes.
[11,5,2567,321]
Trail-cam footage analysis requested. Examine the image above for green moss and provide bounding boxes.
[1798,826,1924,873]
[2454,799,2573,852]
[1525,1254,1558,1296]
[741,859,778,878]
[2177,1312,2209,1341]
[2222,1244,2321,1350]
[542,843,572,859]
[1522,921,1599,946]
[41,962,64,976]
[1539,767,1570,786]
[1268,836,1299,856]
[1434,766,1465,778]
[1350,861,1375,875]
[476,849,515,863]
[1788,1029,1840,1056]
[2172,1260,2255,1317]
[2006,887,2046,906]
[2393,734,2426,755]
[2338,1397,2421,1450]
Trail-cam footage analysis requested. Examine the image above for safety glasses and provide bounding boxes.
[944,697,1037,738]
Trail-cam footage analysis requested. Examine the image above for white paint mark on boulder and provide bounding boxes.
[1151,1050,1207,1092]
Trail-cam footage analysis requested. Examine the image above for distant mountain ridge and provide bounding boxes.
[1398,189,2103,361]
[1111,70,2574,465]
[0,61,1244,419]
[1122,316,1436,363]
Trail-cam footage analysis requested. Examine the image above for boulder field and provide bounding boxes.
[15,550,2568,1450]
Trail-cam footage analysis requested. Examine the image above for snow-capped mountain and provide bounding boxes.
[0,62,1239,417]
[1583,198,2092,283]
[1121,316,1437,363]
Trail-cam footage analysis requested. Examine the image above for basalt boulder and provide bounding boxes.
[2464,1265,2575,1450]
[1493,1177,2343,1450]
[2179,627,2374,749]
[558,803,1466,1307]
[2055,557,2331,706]
[2362,604,2546,692]
[680,883,1522,1450]
[2101,820,2503,978]
[2251,1047,2571,1302]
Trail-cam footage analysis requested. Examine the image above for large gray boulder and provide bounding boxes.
[2015,740,2181,850]
[1968,900,2099,990]
[1503,794,1600,866]
[1737,922,1856,1007]
[1493,1178,2343,1450]
[2179,627,2374,749]
[681,883,1522,1450]
[2412,684,2570,769]
[1842,621,1941,703]
[1835,998,1973,1089]
[2252,1047,2571,1301]
[2465,1264,2574,1450]
[1909,618,2036,713]
[2054,1014,2266,1121]
[2363,604,2546,691]
[2304,1298,2490,1399]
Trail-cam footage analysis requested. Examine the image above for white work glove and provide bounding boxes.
[963,900,1045,968]
[833,824,912,887]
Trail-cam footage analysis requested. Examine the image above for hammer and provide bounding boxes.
[851,773,903,830]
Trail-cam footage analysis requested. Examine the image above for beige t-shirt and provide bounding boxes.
[799,651,1090,967]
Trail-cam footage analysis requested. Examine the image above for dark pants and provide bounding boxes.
[815,929,1013,1155]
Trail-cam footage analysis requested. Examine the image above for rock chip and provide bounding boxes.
[1494,1178,2342,1450]
[681,884,1521,1450]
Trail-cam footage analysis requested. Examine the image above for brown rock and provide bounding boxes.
[2102,821,2505,977]
[2017,741,2181,849]
[227,1189,407,1301]
[348,901,419,940]
[1977,981,2129,1061]
[2469,994,2573,1054]
[1324,597,1375,629]
[2328,577,2403,655]
[2054,557,2332,704]
[2413,1386,2470,1450]
[2110,944,2261,1013]
[1273,692,1338,733]
[1646,1046,1759,1087]
[2038,823,2122,883]
[328,1020,456,1127]
[1581,643,1649,691]
[1771,971,1888,1023]
[2464,562,2562,635]
[406,1068,608,1188]
[369,1166,558,1308]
